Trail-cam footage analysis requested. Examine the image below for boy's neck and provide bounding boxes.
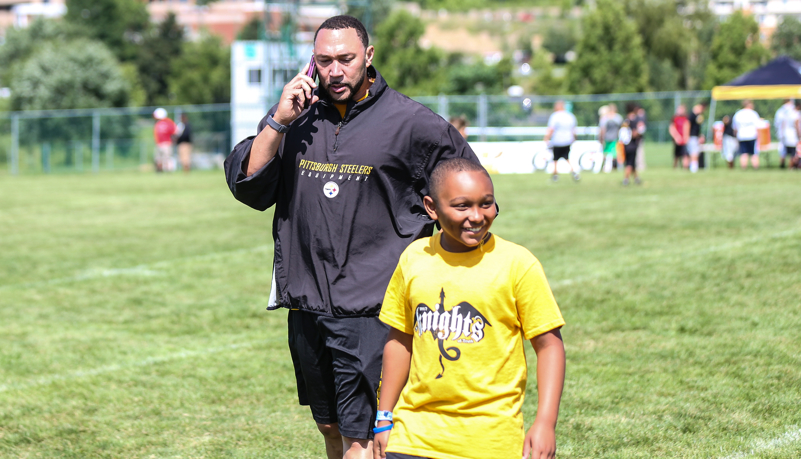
[439,232,491,253]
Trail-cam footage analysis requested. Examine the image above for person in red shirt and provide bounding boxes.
[153,108,176,172]
[669,105,690,169]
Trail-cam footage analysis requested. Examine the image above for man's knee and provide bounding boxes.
[317,422,341,440]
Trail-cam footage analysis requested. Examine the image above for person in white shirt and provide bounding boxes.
[773,99,795,169]
[732,100,761,170]
[776,100,799,169]
[544,100,579,182]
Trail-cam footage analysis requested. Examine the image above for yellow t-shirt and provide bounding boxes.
[379,233,565,459]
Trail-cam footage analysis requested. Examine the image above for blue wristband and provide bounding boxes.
[372,422,393,434]
[375,410,393,425]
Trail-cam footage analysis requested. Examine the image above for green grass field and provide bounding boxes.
[1,145,800,458]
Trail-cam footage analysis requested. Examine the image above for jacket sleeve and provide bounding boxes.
[223,112,282,212]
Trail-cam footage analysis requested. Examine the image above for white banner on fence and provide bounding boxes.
[470,141,604,174]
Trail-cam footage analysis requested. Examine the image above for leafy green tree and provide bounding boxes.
[771,15,801,62]
[625,0,713,90]
[136,13,185,105]
[704,11,770,88]
[372,9,447,95]
[542,24,577,61]
[64,0,149,63]
[442,57,514,95]
[10,39,131,110]
[167,34,231,104]
[0,19,81,87]
[237,16,265,41]
[567,0,649,94]
[529,50,566,95]
[346,0,395,35]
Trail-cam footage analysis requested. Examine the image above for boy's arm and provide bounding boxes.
[374,328,413,459]
[523,328,565,459]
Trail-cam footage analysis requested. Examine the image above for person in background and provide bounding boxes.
[153,108,176,172]
[449,115,469,139]
[620,103,643,186]
[669,105,689,169]
[599,103,622,173]
[543,100,580,182]
[721,115,737,169]
[774,99,793,169]
[732,100,761,170]
[777,100,798,170]
[779,102,801,169]
[635,106,647,171]
[686,103,707,173]
[174,113,193,173]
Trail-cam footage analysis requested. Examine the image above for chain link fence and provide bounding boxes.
[3,91,784,175]
[0,104,231,175]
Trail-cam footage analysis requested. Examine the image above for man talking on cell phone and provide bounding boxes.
[224,15,479,459]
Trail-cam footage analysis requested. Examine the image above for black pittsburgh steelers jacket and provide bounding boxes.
[224,68,478,317]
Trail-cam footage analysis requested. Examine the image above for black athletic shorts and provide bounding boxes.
[624,144,638,168]
[552,145,570,161]
[287,309,389,439]
[386,453,431,459]
[739,139,756,155]
[785,146,796,158]
[674,143,686,158]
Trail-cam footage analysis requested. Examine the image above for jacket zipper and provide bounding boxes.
[333,121,342,152]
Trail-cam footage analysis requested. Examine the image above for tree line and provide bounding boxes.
[2,0,801,113]
[0,0,230,112]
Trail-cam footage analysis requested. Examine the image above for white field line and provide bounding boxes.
[0,338,282,394]
[0,243,273,291]
[550,226,801,289]
[720,425,801,458]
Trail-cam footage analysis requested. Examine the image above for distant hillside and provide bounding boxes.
[409,0,583,12]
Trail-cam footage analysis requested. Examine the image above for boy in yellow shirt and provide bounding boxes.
[374,158,566,459]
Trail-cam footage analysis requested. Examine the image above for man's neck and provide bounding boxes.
[352,78,373,102]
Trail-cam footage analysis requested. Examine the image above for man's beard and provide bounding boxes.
[319,65,366,103]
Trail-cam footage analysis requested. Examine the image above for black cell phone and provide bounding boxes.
[304,55,317,109]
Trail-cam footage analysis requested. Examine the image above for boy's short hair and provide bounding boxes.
[314,15,369,49]
[429,158,490,202]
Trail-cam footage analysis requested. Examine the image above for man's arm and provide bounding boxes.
[523,329,565,459]
[223,63,318,210]
[373,328,412,459]
[669,122,679,143]
[543,127,553,144]
[247,64,318,176]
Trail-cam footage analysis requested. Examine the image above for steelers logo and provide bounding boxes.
[323,181,339,198]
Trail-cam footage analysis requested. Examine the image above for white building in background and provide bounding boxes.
[709,0,801,39]
[230,2,339,148]
[230,40,315,149]
[0,0,66,34]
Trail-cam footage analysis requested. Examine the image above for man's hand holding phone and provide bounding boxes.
[247,56,318,177]
[273,56,319,126]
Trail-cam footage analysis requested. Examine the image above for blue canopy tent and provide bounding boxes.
[711,56,801,101]
[706,56,801,162]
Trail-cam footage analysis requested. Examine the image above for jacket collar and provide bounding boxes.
[317,67,388,122]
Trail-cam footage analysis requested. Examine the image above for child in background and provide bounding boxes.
[374,158,566,459]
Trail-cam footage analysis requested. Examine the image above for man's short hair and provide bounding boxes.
[429,158,490,202]
[626,102,638,115]
[314,15,369,49]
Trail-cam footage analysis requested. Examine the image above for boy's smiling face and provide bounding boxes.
[424,170,496,253]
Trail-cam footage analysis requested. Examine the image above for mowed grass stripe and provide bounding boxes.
[0,243,273,291]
